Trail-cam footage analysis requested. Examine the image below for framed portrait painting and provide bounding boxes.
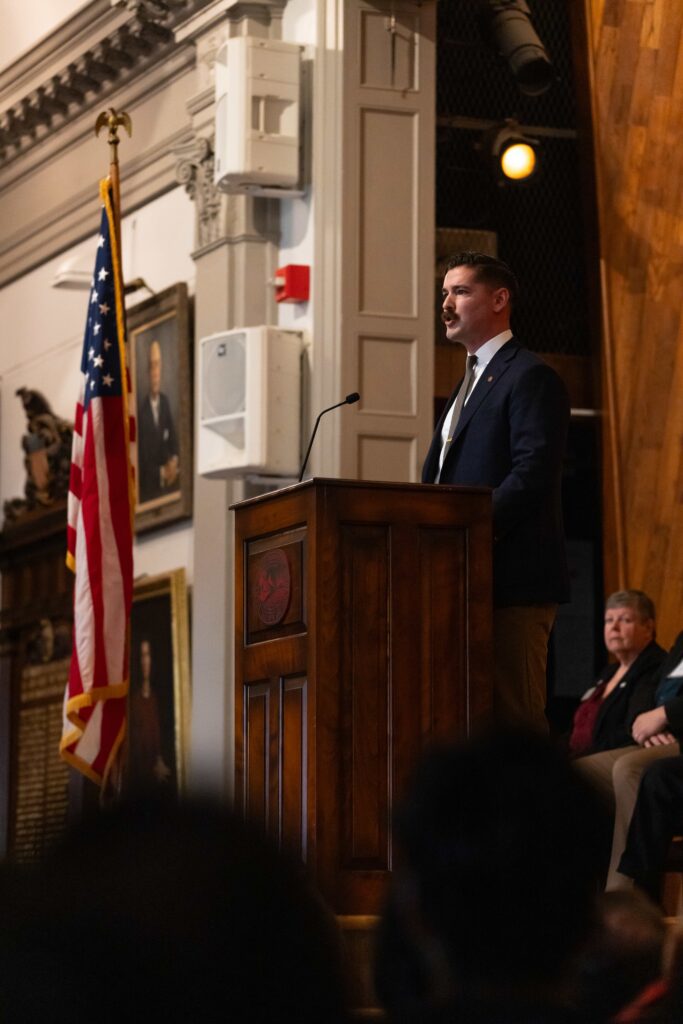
[128,283,192,533]
[126,569,191,798]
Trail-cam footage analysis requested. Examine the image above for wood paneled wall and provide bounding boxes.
[584,0,683,645]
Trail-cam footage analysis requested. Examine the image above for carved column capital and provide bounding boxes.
[175,135,223,249]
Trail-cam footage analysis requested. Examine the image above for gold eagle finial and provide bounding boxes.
[94,108,132,161]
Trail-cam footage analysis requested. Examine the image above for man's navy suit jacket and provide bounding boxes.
[421,338,570,608]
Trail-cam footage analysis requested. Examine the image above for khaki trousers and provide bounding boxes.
[575,741,681,890]
[492,604,558,733]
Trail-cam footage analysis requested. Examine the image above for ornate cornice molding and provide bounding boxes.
[0,38,195,287]
[0,0,212,167]
[0,0,286,285]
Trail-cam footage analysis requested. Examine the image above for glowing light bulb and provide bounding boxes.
[500,142,536,180]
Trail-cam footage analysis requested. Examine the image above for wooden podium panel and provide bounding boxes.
[232,479,492,914]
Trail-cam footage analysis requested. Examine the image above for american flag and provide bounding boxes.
[60,178,135,788]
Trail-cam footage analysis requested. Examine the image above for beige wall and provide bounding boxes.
[0,0,86,70]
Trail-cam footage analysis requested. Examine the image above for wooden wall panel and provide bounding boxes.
[418,528,469,738]
[245,682,270,830]
[0,507,79,857]
[340,525,390,871]
[243,674,309,859]
[583,0,683,644]
[280,676,308,860]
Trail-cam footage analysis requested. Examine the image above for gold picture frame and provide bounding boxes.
[126,568,191,797]
[128,283,193,533]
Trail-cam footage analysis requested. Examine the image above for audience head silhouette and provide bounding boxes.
[574,889,666,1023]
[378,729,605,1020]
[0,799,349,1023]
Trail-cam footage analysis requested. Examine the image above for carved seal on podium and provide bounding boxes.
[253,548,291,626]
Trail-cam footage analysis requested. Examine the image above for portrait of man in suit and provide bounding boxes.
[135,326,180,508]
[422,251,570,732]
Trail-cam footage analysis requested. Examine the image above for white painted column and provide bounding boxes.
[174,0,284,799]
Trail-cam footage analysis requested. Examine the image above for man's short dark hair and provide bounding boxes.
[445,251,519,308]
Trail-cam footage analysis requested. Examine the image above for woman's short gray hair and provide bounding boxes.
[605,589,655,622]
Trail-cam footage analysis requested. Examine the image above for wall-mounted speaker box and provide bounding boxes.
[198,327,303,478]
[214,36,300,193]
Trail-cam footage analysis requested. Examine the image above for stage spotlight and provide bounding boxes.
[488,120,540,183]
[481,0,554,97]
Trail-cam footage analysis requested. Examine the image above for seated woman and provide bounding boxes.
[575,600,683,890]
[570,590,666,758]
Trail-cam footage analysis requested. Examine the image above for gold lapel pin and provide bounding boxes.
[487,375,494,382]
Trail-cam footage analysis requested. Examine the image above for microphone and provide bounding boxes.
[299,392,360,482]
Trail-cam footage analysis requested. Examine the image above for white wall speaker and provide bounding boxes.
[198,327,302,478]
[214,36,300,193]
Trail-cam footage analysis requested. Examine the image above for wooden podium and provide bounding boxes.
[232,478,492,915]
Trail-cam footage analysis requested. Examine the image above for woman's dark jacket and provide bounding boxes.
[583,641,667,754]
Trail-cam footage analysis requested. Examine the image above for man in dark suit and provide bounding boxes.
[422,251,570,730]
[137,339,179,505]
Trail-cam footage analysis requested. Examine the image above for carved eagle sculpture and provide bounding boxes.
[10,387,74,515]
[16,386,54,420]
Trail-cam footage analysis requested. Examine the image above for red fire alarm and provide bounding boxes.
[274,264,310,303]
